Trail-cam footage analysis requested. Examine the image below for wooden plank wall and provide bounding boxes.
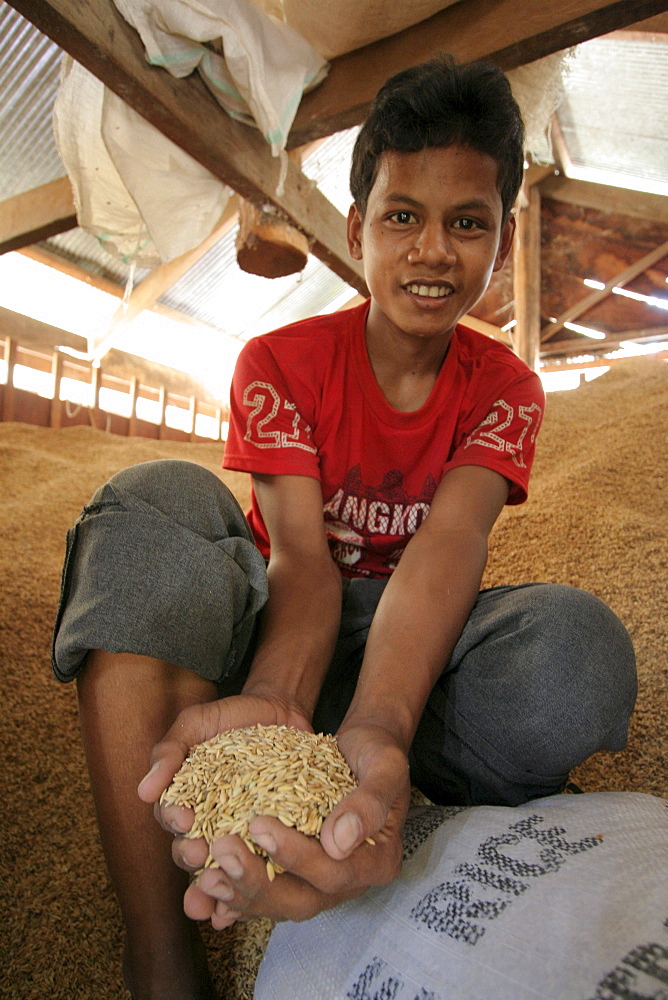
[0,337,229,443]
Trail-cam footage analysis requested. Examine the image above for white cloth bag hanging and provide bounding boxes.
[53,56,231,268]
[52,0,328,267]
[112,0,328,157]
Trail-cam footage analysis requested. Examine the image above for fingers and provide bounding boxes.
[246,816,391,897]
[194,836,347,924]
[172,832,210,873]
[320,736,410,863]
[137,702,216,804]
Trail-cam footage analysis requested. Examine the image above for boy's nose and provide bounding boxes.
[409,225,456,266]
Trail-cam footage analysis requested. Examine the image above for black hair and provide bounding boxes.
[350,54,525,220]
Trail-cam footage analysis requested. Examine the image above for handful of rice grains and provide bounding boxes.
[160,724,360,880]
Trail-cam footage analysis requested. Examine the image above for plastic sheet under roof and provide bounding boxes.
[557,34,668,190]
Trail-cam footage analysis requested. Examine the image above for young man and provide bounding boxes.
[53,56,636,1000]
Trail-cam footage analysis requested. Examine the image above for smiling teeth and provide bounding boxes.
[407,284,450,298]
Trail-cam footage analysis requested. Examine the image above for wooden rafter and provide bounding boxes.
[6,0,367,295]
[541,240,668,342]
[89,199,239,360]
[18,244,234,345]
[541,324,668,357]
[8,0,665,301]
[0,177,76,254]
[539,173,668,225]
[0,304,87,354]
[288,0,668,146]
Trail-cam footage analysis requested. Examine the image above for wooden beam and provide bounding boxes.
[0,305,87,354]
[540,349,668,371]
[0,177,77,254]
[6,0,367,295]
[539,173,668,225]
[513,184,542,370]
[18,245,237,350]
[287,0,667,146]
[541,324,668,357]
[90,199,239,360]
[460,314,513,347]
[541,240,668,341]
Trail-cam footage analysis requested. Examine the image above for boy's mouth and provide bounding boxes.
[404,282,454,299]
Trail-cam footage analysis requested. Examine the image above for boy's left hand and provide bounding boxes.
[175,725,411,928]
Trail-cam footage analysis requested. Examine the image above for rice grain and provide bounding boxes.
[160,724,359,873]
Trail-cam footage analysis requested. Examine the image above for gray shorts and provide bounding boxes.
[52,459,637,806]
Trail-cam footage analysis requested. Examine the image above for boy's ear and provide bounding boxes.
[347,203,363,260]
[493,214,516,272]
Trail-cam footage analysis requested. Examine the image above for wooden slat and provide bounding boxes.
[90,199,239,360]
[6,0,367,295]
[288,0,667,146]
[0,177,77,254]
[460,313,512,346]
[0,305,87,354]
[539,174,668,225]
[541,348,668,371]
[2,337,18,421]
[541,240,668,341]
[541,325,668,357]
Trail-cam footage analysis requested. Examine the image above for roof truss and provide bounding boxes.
[7,0,666,297]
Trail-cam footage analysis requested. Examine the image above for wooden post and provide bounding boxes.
[128,375,138,436]
[2,337,17,422]
[513,182,542,372]
[215,406,222,442]
[188,395,197,441]
[91,364,101,409]
[50,349,64,428]
[157,385,167,440]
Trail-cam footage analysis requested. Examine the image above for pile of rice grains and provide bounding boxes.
[161,724,359,880]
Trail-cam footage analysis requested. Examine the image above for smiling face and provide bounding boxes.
[347,144,515,354]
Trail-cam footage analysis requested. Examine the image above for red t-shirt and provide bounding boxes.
[223,300,544,578]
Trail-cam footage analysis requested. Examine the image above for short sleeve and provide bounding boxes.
[222,337,321,479]
[444,370,545,504]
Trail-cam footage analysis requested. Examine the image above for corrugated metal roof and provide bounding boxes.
[0,2,64,199]
[46,227,150,287]
[557,34,668,193]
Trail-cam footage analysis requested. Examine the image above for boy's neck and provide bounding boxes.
[365,317,454,412]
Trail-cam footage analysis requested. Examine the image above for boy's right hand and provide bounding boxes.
[137,692,314,851]
[179,721,411,929]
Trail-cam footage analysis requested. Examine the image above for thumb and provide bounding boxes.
[319,742,409,861]
[137,707,202,803]
[137,754,178,803]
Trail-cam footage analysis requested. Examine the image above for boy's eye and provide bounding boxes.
[390,210,417,224]
[454,217,482,231]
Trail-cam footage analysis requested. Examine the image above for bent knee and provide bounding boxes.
[89,459,251,541]
[503,585,637,772]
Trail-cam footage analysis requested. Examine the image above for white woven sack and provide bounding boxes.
[113,0,328,156]
[277,0,462,60]
[53,57,230,268]
[255,792,668,1000]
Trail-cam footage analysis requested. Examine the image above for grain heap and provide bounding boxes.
[160,723,358,880]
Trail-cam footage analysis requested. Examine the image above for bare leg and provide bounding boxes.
[77,650,219,1000]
